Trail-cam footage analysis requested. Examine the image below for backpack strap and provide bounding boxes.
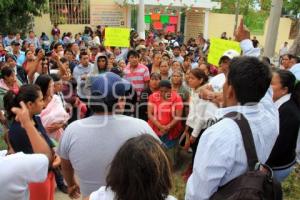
[223,112,259,171]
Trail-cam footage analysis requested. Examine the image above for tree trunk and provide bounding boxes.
[288,19,300,56]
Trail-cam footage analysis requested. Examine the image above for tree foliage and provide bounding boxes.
[212,0,257,16]
[0,0,48,35]
[283,0,300,18]
[213,0,300,18]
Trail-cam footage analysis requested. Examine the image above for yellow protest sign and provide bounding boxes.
[207,38,241,66]
[104,27,130,47]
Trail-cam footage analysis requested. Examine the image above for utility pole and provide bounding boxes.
[137,0,145,40]
[234,0,240,33]
[264,0,283,57]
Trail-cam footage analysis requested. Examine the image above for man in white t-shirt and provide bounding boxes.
[279,42,289,56]
[58,72,158,199]
[0,101,52,200]
[0,152,49,200]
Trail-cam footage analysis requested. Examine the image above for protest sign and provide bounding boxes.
[104,27,130,47]
[207,38,241,66]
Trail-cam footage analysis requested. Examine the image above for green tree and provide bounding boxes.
[212,0,256,15]
[283,0,300,18]
[0,0,47,35]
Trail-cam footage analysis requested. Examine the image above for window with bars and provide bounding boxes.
[49,0,90,24]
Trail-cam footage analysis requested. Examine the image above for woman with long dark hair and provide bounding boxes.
[35,74,69,142]
[87,135,176,200]
[266,69,300,182]
[182,68,217,181]
[4,84,56,200]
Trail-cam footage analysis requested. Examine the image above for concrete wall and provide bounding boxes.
[33,14,89,38]
[208,12,294,54]
[33,11,294,54]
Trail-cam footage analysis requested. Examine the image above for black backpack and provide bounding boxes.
[210,112,283,200]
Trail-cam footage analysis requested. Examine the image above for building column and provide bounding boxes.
[127,6,132,28]
[137,0,145,39]
[264,0,283,57]
[203,9,209,40]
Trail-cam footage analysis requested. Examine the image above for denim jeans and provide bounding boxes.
[273,165,294,182]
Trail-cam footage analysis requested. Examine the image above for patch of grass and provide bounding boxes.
[282,165,300,200]
[0,136,6,150]
[171,173,186,200]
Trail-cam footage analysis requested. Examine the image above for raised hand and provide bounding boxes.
[234,18,250,42]
[11,101,33,128]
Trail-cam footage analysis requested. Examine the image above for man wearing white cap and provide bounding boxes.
[208,49,240,93]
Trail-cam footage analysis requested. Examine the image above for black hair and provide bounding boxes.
[35,74,53,98]
[60,57,68,64]
[97,55,108,69]
[293,82,300,107]
[183,55,191,61]
[66,32,72,37]
[228,57,271,105]
[190,68,208,85]
[162,53,170,60]
[69,77,77,88]
[79,51,88,59]
[152,51,162,58]
[25,50,33,56]
[150,72,162,80]
[35,48,43,56]
[1,66,14,79]
[283,54,297,60]
[4,84,41,120]
[99,45,106,52]
[218,56,231,65]
[64,48,74,56]
[5,54,17,62]
[110,67,123,77]
[159,80,172,89]
[262,56,271,65]
[107,53,115,59]
[106,134,172,200]
[276,70,295,94]
[53,42,63,50]
[127,50,140,60]
[50,73,61,82]
[276,69,300,107]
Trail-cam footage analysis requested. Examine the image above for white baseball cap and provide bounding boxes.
[222,49,240,59]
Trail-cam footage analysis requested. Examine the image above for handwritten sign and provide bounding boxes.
[207,38,241,66]
[104,28,130,47]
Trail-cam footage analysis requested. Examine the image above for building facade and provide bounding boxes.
[35,0,220,40]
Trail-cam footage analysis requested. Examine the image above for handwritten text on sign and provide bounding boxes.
[207,38,241,66]
[104,28,130,47]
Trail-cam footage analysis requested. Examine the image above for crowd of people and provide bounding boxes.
[0,18,300,200]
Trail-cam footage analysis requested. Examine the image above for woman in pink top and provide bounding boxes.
[35,74,69,142]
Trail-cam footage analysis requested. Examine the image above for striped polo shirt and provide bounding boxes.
[123,63,150,98]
